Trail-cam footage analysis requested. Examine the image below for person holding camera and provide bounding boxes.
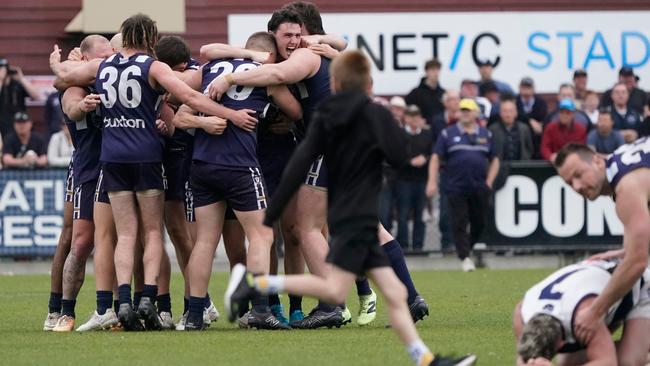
[0,58,41,138]
[2,111,47,169]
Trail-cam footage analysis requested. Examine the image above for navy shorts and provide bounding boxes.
[73,180,97,220]
[164,152,189,202]
[184,180,195,222]
[190,161,267,211]
[326,226,390,276]
[225,205,237,220]
[259,149,292,198]
[101,162,166,193]
[65,160,74,203]
[304,155,328,189]
[94,169,110,204]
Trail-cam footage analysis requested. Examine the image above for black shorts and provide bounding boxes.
[73,180,97,220]
[190,161,267,211]
[65,160,74,203]
[259,149,292,198]
[164,153,189,202]
[94,169,110,204]
[102,162,166,193]
[304,155,328,189]
[326,226,390,276]
[184,180,195,222]
[225,205,237,220]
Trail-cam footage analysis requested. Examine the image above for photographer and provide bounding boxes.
[0,58,41,138]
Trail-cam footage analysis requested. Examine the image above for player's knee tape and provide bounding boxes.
[108,190,134,198]
[136,189,164,198]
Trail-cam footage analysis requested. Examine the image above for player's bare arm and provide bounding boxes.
[200,43,270,64]
[209,48,320,100]
[173,104,227,135]
[300,34,347,51]
[149,60,258,131]
[267,85,302,121]
[575,170,650,343]
[61,86,99,122]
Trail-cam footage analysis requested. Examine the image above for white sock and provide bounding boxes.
[253,275,285,295]
[407,339,433,365]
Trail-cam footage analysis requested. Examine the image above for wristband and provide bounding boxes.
[225,74,235,86]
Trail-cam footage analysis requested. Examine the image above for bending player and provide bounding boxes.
[513,259,650,365]
[224,50,474,366]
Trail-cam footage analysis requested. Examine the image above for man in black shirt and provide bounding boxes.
[405,59,445,120]
[601,67,647,115]
[2,111,47,169]
[0,58,41,138]
[224,50,475,366]
[396,105,434,251]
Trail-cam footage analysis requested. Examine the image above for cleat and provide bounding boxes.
[247,309,291,330]
[357,290,377,326]
[289,309,304,323]
[118,303,144,331]
[430,354,477,366]
[43,312,60,331]
[238,311,250,329]
[205,301,220,323]
[270,304,289,326]
[52,314,75,332]
[137,297,162,331]
[341,307,352,325]
[159,311,174,330]
[224,264,257,323]
[76,309,119,332]
[184,318,207,331]
[290,307,344,329]
[175,312,188,331]
[410,296,430,323]
[461,258,476,272]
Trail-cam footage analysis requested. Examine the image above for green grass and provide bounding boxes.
[0,269,554,365]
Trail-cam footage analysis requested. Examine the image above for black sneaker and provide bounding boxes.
[137,297,162,331]
[118,303,144,331]
[431,354,477,366]
[224,264,258,323]
[409,296,430,323]
[247,309,291,330]
[289,307,344,329]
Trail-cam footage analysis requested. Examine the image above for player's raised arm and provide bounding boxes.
[209,48,319,100]
[50,45,101,90]
[300,34,347,51]
[150,60,258,130]
[200,43,270,64]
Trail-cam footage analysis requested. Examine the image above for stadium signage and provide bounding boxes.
[229,11,650,95]
[0,170,66,255]
[484,163,622,246]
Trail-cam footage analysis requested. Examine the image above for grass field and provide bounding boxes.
[0,268,555,365]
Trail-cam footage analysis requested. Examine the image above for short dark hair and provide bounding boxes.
[518,314,563,362]
[282,1,324,35]
[598,106,612,118]
[120,13,158,56]
[245,32,277,54]
[500,93,516,103]
[267,9,303,33]
[155,35,191,68]
[554,143,595,168]
[425,58,441,70]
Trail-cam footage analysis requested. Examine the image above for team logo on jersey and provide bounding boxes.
[542,304,554,312]
[477,137,487,145]
[103,116,145,129]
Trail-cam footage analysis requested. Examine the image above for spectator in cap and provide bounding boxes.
[600,67,647,115]
[405,58,445,121]
[0,57,41,139]
[572,69,588,109]
[395,105,434,251]
[389,96,407,125]
[609,82,643,142]
[582,90,600,126]
[516,77,547,159]
[460,79,491,124]
[545,83,591,127]
[2,111,47,169]
[540,98,587,161]
[426,98,499,271]
[587,107,624,154]
[477,60,514,96]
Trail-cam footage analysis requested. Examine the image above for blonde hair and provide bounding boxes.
[329,50,371,92]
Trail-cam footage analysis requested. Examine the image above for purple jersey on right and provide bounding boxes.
[606,137,650,190]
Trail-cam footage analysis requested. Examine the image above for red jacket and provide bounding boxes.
[540,121,587,161]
